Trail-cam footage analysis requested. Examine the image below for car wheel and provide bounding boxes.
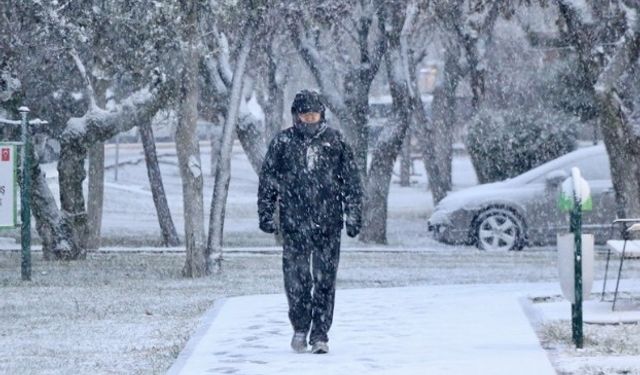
[475,208,524,252]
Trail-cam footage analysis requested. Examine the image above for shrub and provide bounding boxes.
[466,109,578,183]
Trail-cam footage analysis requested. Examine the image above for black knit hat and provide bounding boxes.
[291,90,325,115]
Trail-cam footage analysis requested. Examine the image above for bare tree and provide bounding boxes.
[208,14,259,267]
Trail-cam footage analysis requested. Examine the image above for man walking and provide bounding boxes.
[258,90,363,354]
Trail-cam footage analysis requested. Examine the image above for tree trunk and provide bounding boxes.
[400,132,411,186]
[57,140,88,259]
[84,48,110,251]
[360,2,413,244]
[419,46,460,203]
[409,59,453,204]
[85,142,104,250]
[593,15,640,219]
[343,88,370,186]
[178,0,206,278]
[139,120,180,246]
[413,91,454,204]
[209,124,223,177]
[30,136,75,260]
[360,108,412,243]
[264,51,285,144]
[420,86,456,202]
[207,23,255,265]
[598,96,640,218]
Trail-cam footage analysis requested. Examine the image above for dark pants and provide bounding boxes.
[282,228,341,345]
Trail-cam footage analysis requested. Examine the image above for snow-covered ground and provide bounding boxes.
[2,141,640,374]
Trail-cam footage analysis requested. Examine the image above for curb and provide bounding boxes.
[166,298,228,375]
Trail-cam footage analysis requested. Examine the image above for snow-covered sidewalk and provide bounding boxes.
[167,284,557,375]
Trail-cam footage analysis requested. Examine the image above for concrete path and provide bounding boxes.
[167,284,557,375]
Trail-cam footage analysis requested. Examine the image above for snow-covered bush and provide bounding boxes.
[466,109,578,183]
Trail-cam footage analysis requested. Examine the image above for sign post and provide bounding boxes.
[19,107,31,281]
[558,167,593,348]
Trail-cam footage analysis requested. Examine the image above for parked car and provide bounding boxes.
[428,144,615,251]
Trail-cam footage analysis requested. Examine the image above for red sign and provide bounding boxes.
[1,148,9,162]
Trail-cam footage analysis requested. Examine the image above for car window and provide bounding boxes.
[572,154,611,180]
[530,153,611,183]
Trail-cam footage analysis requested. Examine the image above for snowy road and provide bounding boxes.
[168,284,557,375]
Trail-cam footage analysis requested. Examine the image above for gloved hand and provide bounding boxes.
[260,219,278,234]
[346,222,360,238]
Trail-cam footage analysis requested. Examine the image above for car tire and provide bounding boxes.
[475,208,525,252]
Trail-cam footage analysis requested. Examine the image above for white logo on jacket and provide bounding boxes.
[306,145,319,170]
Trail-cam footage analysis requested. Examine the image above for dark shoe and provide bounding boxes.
[291,332,307,353]
[311,341,329,354]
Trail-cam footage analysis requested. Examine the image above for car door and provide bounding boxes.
[523,174,568,245]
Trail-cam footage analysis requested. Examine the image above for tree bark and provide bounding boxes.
[210,124,223,177]
[178,0,206,278]
[400,132,411,186]
[598,93,640,218]
[342,83,371,186]
[139,120,180,246]
[264,49,285,144]
[85,143,104,250]
[57,138,88,259]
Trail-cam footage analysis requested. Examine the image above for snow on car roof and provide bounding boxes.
[505,144,606,185]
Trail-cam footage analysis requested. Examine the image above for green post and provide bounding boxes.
[570,192,583,348]
[19,106,31,282]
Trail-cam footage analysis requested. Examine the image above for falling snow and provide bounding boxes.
[2,1,640,374]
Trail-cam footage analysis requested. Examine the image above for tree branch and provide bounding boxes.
[69,49,97,110]
[287,12,348,117]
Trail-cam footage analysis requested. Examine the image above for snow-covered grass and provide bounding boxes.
[539,320,640,374]
[530,290,640,374]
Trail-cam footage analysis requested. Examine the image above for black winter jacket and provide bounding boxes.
[258,124,363,235]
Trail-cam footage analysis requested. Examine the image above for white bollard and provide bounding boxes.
[557,233,594,303]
